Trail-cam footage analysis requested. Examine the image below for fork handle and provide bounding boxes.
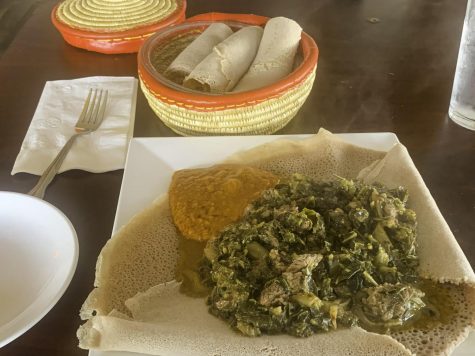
[28,133,82,199]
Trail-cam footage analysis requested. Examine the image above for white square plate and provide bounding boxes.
[91,133,474,356]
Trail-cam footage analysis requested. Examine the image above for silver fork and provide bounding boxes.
[29,88,108,199]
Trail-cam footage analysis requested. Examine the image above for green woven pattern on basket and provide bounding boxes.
[56,0,178,32]
[140,68,316,136]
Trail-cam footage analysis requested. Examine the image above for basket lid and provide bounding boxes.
[51,0,186,54]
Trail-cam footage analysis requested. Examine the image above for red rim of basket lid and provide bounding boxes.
[51,0,187,54]
[138,12,319,110]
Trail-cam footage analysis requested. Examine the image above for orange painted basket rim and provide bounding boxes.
[138,12,319,109]
[51,0,187,41]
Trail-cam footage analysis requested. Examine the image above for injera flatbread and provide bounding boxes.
[183,26,263,93]
[78,129,475,355]
[165,23,233,84]
[79,195,179,319]
[233,17,302,92]
[78,281,411,356]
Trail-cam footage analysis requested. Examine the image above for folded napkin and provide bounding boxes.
[11,76,138,175]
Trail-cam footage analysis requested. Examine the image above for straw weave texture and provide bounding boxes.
[140,68,316,136]
[56,0,178,32]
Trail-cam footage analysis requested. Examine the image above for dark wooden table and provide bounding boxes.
[0,0,473,355]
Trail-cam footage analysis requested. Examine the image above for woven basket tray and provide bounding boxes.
[138,13,319,136]
[51,0,186,54]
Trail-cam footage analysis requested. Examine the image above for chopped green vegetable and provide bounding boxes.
[202,174,425,337]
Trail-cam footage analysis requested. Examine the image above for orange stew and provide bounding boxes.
[169,164,278,241]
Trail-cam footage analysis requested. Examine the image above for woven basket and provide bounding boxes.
[51,0,186,54]
[138,13,319,136]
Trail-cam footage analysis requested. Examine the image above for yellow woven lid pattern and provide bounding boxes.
[56,0,178,32]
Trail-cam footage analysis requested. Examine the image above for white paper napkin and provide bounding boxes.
[11,76,138,175]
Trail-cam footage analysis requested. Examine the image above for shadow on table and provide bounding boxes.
[0,0,39,57]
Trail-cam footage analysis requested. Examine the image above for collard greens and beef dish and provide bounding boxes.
[77,131,475,356]
[198,174,443,337]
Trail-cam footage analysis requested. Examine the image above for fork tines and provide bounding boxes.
[77,88,108,131]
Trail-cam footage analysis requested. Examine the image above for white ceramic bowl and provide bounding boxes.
[0,192,78,347]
